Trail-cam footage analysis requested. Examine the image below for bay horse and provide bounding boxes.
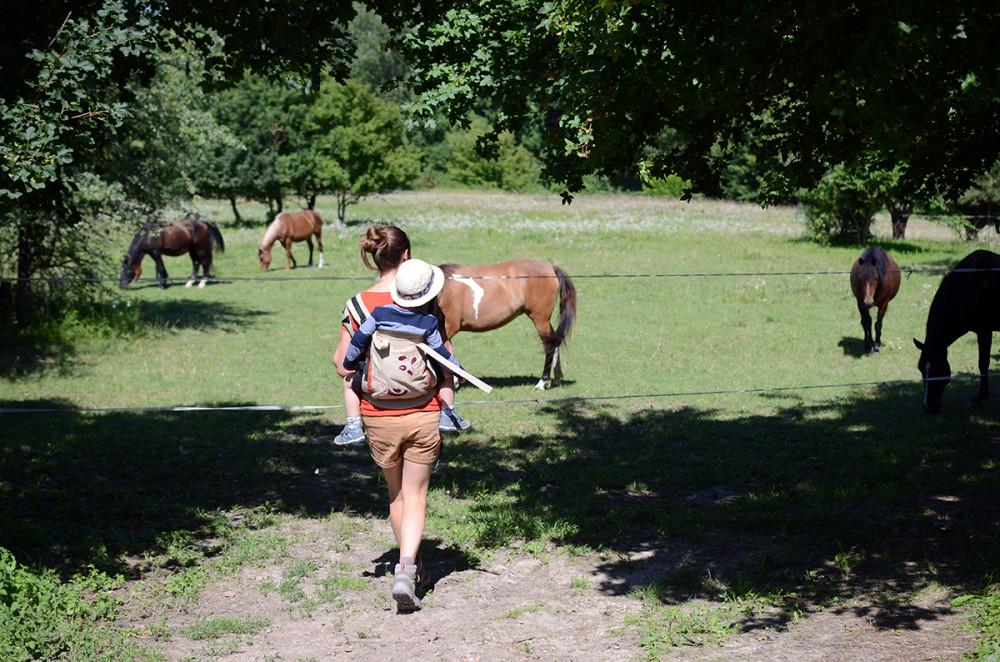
[119,219,224,290]
[849,247,901,355]
[258,210,326,270]
[913,250,1000,413]
[437,259,577,390]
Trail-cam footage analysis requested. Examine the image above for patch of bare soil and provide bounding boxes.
[124,517,977,662]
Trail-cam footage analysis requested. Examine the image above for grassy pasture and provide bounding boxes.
[2,191,1000,659]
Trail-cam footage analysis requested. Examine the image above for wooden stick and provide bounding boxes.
[417,343,493,393]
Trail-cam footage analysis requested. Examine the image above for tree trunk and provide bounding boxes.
[337,193,347,222]
[14,225,36,323]
[886,199,913,239]
[229,196,242,225]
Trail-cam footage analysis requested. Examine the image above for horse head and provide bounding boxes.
[120,256,138,289]
[913,338,950,414]
[258,246,272,270]
[852,252,881,307]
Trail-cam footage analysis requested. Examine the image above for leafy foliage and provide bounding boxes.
[200,74,300,218]
[0,548,125,662]
[0,0,364,322]
[387,1,1000,201]
[444,116,543,192]
[801,165,900,245]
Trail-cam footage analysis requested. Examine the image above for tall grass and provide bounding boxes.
[1,191,999,659]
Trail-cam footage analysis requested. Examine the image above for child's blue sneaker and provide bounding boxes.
[439,411,471,432]
[334,424,365,446]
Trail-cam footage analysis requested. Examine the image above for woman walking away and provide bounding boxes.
[332,225,443,611]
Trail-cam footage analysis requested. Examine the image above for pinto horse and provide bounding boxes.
[258,210,326,270]
[914,250,1000,413]
[120,219,224,290]
[849,247,901,355]
[437,259,577,390]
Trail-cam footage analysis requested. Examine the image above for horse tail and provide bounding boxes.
[206,221,225,253]
[551,265,577,347]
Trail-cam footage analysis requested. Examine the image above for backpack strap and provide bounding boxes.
[344,294,371,329]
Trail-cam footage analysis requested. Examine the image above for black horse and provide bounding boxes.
[913,250,1000,413]
[120,219,225,290]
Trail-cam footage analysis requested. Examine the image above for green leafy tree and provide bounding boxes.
[445,116,542,192]
[801,165,900,245]
[380,1,1000,203]
[200,75,300,222]
[286,79,419,222]
[1,0,365,324]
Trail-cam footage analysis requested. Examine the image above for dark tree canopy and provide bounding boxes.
[385,1,1000,202]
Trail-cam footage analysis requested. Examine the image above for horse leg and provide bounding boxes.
[284,239,296,270]
[197,249,210,288]
[316,231,326,268]
[305,237,314,266]
[972,331,993,405]
[857,301,874,354]
[153,254,168,290]
[185,253,198,288]
[529,313,558,391]
[872,304,888,355]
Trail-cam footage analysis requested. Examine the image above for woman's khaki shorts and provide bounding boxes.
[363,410,441,468]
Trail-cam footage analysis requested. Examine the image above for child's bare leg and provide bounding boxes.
[344,374,361,419]
[438,373,456,408]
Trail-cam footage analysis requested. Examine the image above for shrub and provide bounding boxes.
[800,164,890,245]
[0,548,125,661]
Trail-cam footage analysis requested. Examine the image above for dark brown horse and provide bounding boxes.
[437,259,577,390]
[258,210,325,270]
[849,247,901,355]
[120,219,224,290]
[914,250,1000,413]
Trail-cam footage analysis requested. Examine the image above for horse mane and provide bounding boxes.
[123,223,160,266]
[859,246,888,274]
[259,215,283,250]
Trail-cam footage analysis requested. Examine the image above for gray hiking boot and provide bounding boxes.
[391,562,421,612]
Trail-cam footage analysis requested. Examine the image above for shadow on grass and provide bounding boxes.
[0,406,386,577]
[837,336,872,357]
[136,299,269,333]
[437,381,1000,631]
[2,380,998,636]
[0,300,271,382]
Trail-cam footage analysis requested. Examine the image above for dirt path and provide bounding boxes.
[125,516,977,662]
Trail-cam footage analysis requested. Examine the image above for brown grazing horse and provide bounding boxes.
[258,210,326,270]
[437,259,577,390]
[914,249,1000,413]
[120,219,224,290]
[849,247,901,355]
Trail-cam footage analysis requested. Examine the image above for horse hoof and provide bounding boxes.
[185,280,195,288]
[198,279,207,289]
[533,379,550,391]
